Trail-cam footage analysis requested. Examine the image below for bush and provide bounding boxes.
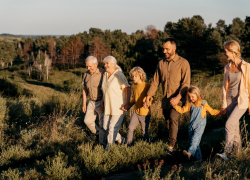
[43,152,79,180]
[78,141,169,178]
[0,144,32,166]
[1,168,22,180]
[0,78,24,97]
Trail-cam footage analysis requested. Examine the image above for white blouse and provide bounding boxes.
[102,70,130,115]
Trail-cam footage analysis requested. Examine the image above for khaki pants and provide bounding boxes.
[103,114,124,145]
[84,100,105,145]
[225,98,247,153]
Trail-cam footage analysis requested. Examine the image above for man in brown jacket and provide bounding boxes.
[144,38,190,155]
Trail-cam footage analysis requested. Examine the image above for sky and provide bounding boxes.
[0,0,249,35]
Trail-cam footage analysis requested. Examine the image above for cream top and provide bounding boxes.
[102,69,130,115]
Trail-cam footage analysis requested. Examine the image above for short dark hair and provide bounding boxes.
[163,38,177,46]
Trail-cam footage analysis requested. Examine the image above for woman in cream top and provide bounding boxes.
[216,40,250,161]
[101,56,130,151]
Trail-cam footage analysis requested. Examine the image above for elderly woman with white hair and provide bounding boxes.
[102,56,131,151]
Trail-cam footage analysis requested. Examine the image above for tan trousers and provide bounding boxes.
[225,99,247,153]
[103,114,124,145]
[84,100,105,145]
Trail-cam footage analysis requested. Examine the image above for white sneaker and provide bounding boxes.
[216,152,229,161]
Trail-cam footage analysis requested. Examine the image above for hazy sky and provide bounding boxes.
[0,0,249,35]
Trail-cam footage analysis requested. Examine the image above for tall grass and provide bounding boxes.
[0,69,249,179]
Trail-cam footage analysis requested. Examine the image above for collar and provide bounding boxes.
[164,54,179,62]
[88,68,100,75]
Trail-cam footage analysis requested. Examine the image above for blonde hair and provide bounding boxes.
[187,86,203,102]
[103,55,122,72]
[223,40,241,58]
[129,66,146,82]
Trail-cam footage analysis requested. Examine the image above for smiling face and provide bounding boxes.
[188,93,198,103]
[104,60,116,74]
[163,41,176,60]
[86,61,98,74]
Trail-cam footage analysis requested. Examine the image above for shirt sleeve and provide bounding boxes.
[82,73,87,86]
[147,65,160,97]
[204,103,220,115]
[116,72,130,89]
[173,102,191,114]
[222,65,229,109]
[247,64,250,109]
[179,60,191,96]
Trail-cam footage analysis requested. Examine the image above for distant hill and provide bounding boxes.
[0,35,21,42]
[0,33,70,39]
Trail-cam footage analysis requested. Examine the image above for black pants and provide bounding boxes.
[162,107,180,147]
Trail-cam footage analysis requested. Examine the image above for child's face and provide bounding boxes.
[131,73,142,84]
[188,93,198,103]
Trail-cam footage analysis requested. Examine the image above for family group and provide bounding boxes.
[82,38,250,162]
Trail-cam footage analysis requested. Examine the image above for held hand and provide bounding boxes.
[170,97,180,107]
[122,103,131,111]
[170,101,175,107]
[143,97,150,109]
[220,108,227,115]
[82,104,86,113]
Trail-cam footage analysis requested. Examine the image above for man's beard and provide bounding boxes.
[165,51,174,60]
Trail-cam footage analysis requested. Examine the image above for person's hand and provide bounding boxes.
[170,96,180,107]
[170,100,175,107]
[143,97,150,108]
[220,108,227,115]
[122,103,130,111]
[82,103,86,113]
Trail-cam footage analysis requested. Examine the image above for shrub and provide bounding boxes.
[78,141,169,178]
[0,144,32,166]
[0,78,24,97]
[44,152,79,180]
[1,168,21,180]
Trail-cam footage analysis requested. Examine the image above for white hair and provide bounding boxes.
[103,56,122,72]
[85,56,98,64]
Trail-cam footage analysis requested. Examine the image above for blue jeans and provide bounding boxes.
[188,124,206,160]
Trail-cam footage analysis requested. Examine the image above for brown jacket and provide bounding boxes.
[147,54,190,109]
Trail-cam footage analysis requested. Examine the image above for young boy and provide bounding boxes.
[123,67,153,146]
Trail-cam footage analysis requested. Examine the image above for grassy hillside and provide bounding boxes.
[0,36,21,43]
[0,63,249,179]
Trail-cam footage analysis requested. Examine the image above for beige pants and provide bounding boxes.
[225,100,247,153]
[84,100,105,145]
[103,114,124,145]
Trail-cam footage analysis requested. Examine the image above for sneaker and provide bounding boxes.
[216,152,229,161]
[167,148,174,156]
[183,150,191,160]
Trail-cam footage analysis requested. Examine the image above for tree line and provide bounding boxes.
[0,15,250,79]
